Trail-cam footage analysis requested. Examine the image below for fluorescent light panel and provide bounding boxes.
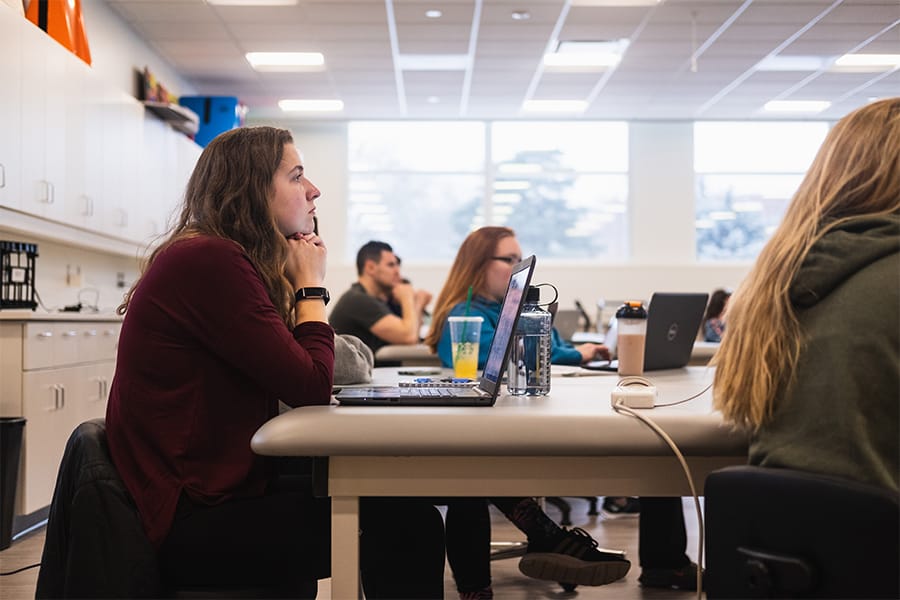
[756,55,831,72]
[522,99,587,113]
[278,99,344,112]
[544,40,628,69]
[763,100,831,114]
[208,0,298,5]
[570,0,662,5]
[245,52,324,71]
[396,54,469,71]
[834,53,900,68]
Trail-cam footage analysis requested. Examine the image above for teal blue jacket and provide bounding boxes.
[436,296,582,368]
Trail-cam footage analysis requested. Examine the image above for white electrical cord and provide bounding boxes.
[612,380,706,599]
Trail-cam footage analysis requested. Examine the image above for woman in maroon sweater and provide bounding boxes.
[106,127,445,598]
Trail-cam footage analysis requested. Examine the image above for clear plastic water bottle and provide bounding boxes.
[508,286,552,395]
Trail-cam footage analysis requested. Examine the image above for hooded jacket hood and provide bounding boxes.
[789,214,900,309]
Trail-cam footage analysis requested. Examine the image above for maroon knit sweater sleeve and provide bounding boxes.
[106,236,334,547]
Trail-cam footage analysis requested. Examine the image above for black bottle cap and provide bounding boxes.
[616,301,647,319]
[525,286,541,303]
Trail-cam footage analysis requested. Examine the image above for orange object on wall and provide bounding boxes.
[25,0,92,65]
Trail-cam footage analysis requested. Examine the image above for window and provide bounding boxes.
[490,122,628,261]
[347,121,629,262]
[694,122,829,261]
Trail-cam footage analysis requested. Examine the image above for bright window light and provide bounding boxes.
[245,52,324,71]
[763,100,831,114]
[522,99,588,113]
[493,180,531,190]
[278,99,344,112]
[834,53,900,68]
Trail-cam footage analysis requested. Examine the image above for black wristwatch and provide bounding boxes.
[295,287,330,306]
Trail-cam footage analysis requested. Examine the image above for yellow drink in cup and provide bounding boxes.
[448,316,483,379]
[453,342,479,379]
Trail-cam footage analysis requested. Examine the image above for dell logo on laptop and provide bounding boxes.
[666,323,679,341]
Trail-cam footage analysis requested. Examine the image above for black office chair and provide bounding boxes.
[705,465,899,599]
[36,419,316,599]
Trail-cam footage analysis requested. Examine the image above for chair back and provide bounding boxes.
[36,419,161,598]
[705,465,899,599]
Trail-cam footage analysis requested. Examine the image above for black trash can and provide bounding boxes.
[1,417,26,550]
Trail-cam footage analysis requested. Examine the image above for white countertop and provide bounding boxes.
[0,310,122,321]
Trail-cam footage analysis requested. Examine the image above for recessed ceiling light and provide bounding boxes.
[763,100,831,113]
[426,96,441,104]
[511,10,531,20]
[245,52,324,71]
[278,99,344,112]
[833,53,900,68]
[521,99,588,113]
[207,0,298,5]
[397,54,469,71]
[425,9,442,18]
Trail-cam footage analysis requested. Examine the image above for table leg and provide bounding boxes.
[330,495,360,600]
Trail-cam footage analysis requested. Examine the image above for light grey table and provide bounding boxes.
[252,365,747,599]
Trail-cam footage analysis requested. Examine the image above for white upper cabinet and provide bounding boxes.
[19,18,71,221]
[0,2,202,253]
[0,4,22,210]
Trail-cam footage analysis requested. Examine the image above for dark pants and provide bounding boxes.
[638,496,691,569]
[159,459,446,599]
[440,499,492,593]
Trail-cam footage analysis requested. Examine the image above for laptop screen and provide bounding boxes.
[480,256,535,387]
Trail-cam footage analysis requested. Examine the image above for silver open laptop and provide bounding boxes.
[335,255,536,406]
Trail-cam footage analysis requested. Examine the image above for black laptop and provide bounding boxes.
[335,255,536,406]
[583,292,708,372]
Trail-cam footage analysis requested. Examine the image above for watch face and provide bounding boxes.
[297,287,330,305]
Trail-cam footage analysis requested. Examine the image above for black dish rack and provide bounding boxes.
[1,240,38,310]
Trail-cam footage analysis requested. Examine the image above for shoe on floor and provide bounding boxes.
[601,496,640,517]
[518,527,631,586]
[638,562,704,590]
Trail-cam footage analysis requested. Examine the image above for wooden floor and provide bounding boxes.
[0,497,702,599]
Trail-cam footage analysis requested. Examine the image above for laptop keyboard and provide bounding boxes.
[400,387,460,397]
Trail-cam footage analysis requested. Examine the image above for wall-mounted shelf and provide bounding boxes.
[143,101,199,136]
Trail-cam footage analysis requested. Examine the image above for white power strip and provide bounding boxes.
[610,377,657,408]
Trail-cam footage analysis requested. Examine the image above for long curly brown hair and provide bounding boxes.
[118,127,298,326]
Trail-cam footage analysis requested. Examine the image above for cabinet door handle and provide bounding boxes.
[63,330,77,338]
[40,180,55,204]
[85,329,98,337]
[59,385,66,409]
[50,384,61,411]
[82,194,94,216]
[37,331,53,338]
[0,163,5,188]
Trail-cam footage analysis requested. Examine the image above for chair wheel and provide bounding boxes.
[560,582,577,592]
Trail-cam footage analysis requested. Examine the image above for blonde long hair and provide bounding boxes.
[118,127,299,326]
[425,226,515,352]
[713,97,900,429]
